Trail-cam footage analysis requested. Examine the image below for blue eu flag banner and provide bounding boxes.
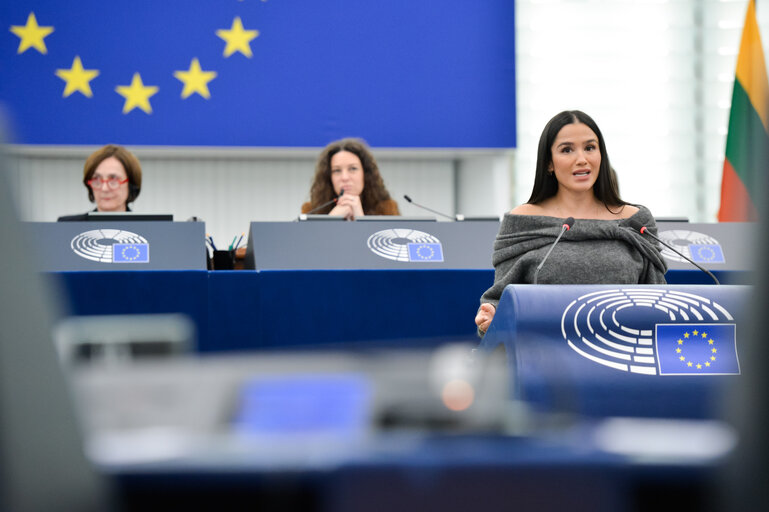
[689,244,726,263]
[408,243,443,262]
[655,324,740,375]
[112,243,149,263]
[0,1,516,148]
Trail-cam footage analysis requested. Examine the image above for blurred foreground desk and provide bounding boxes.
[70,349,729,512]
[107,431,722,512]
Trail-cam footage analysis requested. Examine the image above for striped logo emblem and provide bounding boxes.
[561,288,737,376]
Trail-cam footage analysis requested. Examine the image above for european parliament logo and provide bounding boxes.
[656,324,739,375]
[658,230,725,264]
[561,288,740,376]
[71,229,149,263]
[407,243,443,262]
[689,244,725,264]
[367,229,444,262]
[112,243,150,263]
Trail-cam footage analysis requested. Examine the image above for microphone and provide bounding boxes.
[403,195,460,221]
[626,219,719,285]
[533,217,574,285]
[299,190,344,218]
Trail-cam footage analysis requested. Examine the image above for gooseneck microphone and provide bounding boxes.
[626,219,720,285]
[302,190,345,216]
[403,195,457,221]
[533,217,575,285]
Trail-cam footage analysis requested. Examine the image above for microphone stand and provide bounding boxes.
[533,217,574,285]
[297,191,344,220]
[629,221,720,285]
[403,195,458,221]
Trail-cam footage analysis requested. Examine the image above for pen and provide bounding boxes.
[206,234,217,251]
[234,232,245,250]
[229,235,237,251]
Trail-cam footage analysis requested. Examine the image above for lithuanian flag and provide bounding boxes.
[718,0,769,222]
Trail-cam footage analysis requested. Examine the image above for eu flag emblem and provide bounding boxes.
[655,324,739,375]
[112,243,149,263]
[407,243,443,262]
[689,244,725,263]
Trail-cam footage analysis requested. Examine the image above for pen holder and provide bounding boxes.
[212,250,235,270]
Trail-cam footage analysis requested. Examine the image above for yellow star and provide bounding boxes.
[55,56,99,98]
[696,363,702,369]
[216,17,259,57]
[173,58,217,99]
[712,348,717,353]
[684,332,690,338]
[10,12,54,54]
[701,332,708,338]
[677,339,683,345]
[679,356,685,361]
[692,330,699,336]
[115,73,159,114]
[708,339,714,345]
[705,361,711,367]
[711,356,716,361]
[676,347,682,353]
[687,361,693,367]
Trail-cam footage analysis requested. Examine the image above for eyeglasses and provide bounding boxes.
[87,177,129,190]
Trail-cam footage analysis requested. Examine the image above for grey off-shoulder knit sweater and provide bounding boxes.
[479,205,668,310]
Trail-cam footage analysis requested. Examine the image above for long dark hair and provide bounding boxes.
[308,138,394,214]
[527,110,626,211]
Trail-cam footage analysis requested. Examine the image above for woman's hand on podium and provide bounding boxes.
[475,303,496,335]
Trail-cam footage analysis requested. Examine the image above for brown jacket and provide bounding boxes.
[301,198,400,216]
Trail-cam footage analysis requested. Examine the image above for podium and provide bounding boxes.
[480,284,749,419]
[25,221,207,271]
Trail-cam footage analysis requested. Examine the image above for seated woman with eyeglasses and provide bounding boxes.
[58,145,142,221]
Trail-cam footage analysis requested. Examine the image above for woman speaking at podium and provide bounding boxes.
[58,145,142,221]
[475,110,667,336]
[302,138,400,220]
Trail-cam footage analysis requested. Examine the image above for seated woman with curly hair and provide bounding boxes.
[302,138,400,220]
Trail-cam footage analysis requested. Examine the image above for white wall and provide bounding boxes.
[515,0,769,222]
[4,146,512,244]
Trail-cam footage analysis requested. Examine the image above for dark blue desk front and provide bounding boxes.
[54,269,493,352]
[53,268,749,353]
[56,271,211,347]
[207,269,493,351]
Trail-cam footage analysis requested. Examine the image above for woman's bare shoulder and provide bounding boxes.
[509,203,544,216]
[617,204,639,219]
